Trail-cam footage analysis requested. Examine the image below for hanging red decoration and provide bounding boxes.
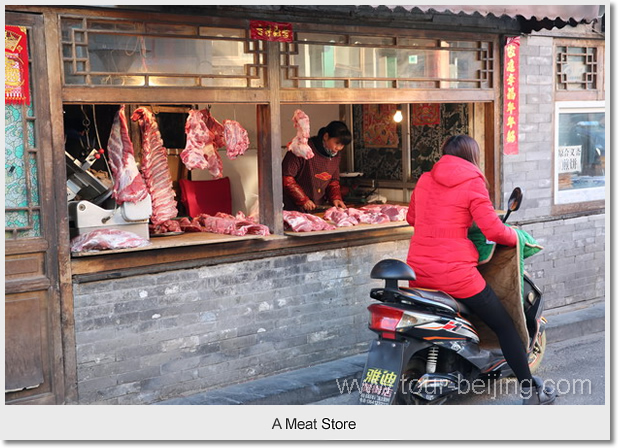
[503,36,520,155]
[5,25,30,105]
[412,103,440,126]
[250,20,293,43]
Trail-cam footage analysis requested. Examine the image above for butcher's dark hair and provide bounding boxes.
[319,121,352,145]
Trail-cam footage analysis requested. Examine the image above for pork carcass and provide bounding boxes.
[181,109,223,178]
[131,107,178,225]
[286,109,314,159]
[106,105,149,205]
[200,108,226,149]
[223,119,250,160]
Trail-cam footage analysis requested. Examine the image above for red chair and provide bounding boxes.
[179,177,232,217]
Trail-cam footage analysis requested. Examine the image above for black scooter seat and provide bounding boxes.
[399,287,471,316]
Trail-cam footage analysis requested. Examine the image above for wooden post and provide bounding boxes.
[257,41,283,234]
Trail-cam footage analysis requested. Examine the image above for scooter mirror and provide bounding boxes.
[508,187,523,212]
[502,187,523,223]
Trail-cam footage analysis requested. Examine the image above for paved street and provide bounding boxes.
[311,330,606,405]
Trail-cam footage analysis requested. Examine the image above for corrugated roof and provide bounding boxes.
[389,5,603,22]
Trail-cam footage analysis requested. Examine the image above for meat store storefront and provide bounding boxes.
[5,5,605,405]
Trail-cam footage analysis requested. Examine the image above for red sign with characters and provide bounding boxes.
[250,20,293,43]
[5,25,30,105]
[503,36,520,155]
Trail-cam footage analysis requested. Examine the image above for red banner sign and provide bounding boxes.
[503,36,520,155]
[250,20,293,43]
[5,25,30,105]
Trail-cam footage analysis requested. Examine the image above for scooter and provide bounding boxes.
[359,188,547,405]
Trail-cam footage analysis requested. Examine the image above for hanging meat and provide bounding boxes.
[181,109,223,178]
[223,119,250,160]
[107,105,149,205]
[131,107,178,225]
[287,109,314,160]
[200,108,226,150]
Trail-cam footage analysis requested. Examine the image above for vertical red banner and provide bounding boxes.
[503,36,520,155]
[5,25,30,105]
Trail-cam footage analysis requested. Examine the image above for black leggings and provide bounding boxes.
[456,283,534,385]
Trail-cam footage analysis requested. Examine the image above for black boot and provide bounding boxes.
[521,376,557,405]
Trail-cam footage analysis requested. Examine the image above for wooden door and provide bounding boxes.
[5,12,70,404]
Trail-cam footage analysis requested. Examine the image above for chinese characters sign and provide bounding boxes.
[558,145,583,173]
[359,367,398,405]
[250,20,293,43]
[5,25,30,105]
[503,36,520,155]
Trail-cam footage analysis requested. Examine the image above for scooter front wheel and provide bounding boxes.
[528,330,547,374]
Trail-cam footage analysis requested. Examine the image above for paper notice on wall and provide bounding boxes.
[558,145,582,173]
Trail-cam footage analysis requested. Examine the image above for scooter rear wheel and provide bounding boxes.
[528,330,547,374]
[394,357,437,405]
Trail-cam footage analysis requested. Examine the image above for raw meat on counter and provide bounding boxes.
[286,109,314,160]
[323,207,391,227]
[107,105,149,205]
[70,228,150,252]
[131,107,178,225]
[283,210,336,232]
[223,120,250,159]
[181,109,223,178]
[178,211,270,236]
[149,219,182,235]
[359,204,408,221]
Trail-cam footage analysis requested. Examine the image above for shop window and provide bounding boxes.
[281,33,493,89]
[554,101,605,205]
[60,17,265,88]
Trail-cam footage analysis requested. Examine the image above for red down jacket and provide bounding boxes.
[406,155,517,299]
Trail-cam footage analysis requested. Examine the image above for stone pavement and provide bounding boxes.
[154,300,605,406]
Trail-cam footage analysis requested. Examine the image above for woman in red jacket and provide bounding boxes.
[406,134,555,405]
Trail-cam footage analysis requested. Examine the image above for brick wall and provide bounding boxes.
[73,240,410,404]
[502,33,605,311]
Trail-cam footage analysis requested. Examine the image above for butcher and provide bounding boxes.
[282,120,352,212]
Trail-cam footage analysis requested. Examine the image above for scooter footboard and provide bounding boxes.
[359,339,429,405]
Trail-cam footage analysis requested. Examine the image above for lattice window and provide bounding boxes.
[281,33,494,89]
[556,46,598,91]
[60,16,266,88]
